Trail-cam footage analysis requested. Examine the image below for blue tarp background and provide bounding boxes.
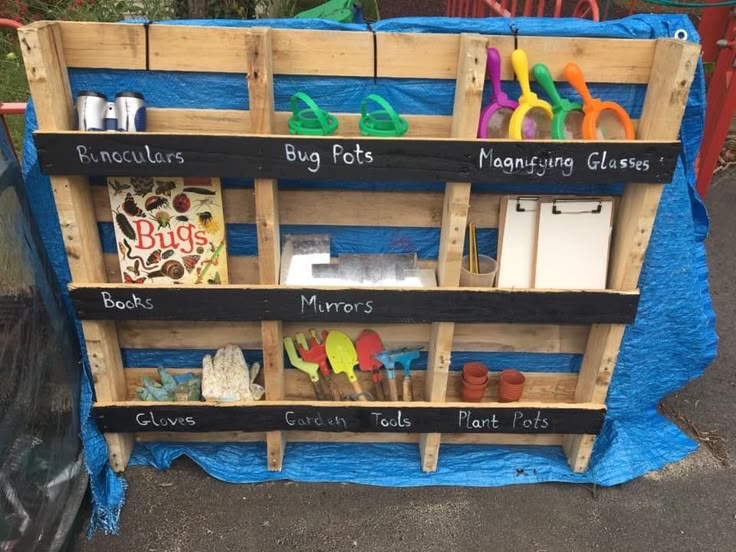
[20,15,717,535]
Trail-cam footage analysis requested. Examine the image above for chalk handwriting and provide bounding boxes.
[135,411,195,427]
[101,291,154,310]
[76,144,184,165]
[300,294,374,315]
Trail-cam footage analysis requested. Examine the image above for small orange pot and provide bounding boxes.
[461,387,486,402]
[463,362,489,385]
[499,369,525,402]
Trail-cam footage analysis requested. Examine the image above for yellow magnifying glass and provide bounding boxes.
[509,49,553,140]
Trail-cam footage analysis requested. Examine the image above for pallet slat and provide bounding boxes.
[35,131,681,184]
[60,21,147,70]
[69,283,640,324]
[146,109,453,137]
[115,321,588,353]
[135,431,565,446]
[93,186,501,228]
[94,400,606,435]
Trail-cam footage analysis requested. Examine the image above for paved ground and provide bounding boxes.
[73,172,736,551]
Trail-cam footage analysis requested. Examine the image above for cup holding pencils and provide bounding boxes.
[460,223,497,287]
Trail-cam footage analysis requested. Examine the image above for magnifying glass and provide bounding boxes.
[509,48,553,140]
[478,47,518,139]
[531,63,584,140]
[563,62,635,140]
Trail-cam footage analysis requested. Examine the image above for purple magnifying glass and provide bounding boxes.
[478,47,518,139]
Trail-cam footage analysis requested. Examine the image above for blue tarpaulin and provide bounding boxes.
[20,14,716,535]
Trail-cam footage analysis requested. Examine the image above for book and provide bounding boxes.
[107,176,228,284]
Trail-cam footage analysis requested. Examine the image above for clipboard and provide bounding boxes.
[496,196,539,288]
[533,198,613,290]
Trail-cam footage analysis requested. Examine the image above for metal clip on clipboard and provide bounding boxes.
[551,198,603,215]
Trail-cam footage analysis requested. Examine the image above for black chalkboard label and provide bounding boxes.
[34,132,680,185]
[93,403,607,435]
[70,285,640,324]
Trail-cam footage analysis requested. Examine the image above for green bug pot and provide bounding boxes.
[359,94,409,137]
[288,92,339,136]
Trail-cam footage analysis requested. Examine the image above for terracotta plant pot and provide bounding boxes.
[461,387,486,402]
[463,362,489,385]
[461,376,488,402]
[498,369,525,402]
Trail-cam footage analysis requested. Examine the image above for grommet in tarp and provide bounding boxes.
[674,29,688,41]
[288,92,339,136]
[359,94,409,137]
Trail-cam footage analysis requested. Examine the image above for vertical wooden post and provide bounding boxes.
[563,39,700,472]
[419,33,487,472]
[245,28,285,471]
[18,22,133,472]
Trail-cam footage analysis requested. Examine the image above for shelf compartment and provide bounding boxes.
[124,368,578,403]
[35,131,680,185]
[69,283,639,324]
[93,399,606,435]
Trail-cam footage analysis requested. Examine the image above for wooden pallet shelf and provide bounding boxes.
[20,20,700,475]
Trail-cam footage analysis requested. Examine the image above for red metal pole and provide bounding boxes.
[697,9,736,197]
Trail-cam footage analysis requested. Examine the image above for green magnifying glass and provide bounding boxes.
[531,63,584,140]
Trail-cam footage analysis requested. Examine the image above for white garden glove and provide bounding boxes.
[202,345,253,402]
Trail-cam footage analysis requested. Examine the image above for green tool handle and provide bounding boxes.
[290,92,331,133]
[532,63,563,109]
[361,94,404,132]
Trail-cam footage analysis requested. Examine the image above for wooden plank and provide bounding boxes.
[246,27,285,472]
[146,108,452,137]
[564,38,701,474]
[34,131,681,185]
[93,400,606,435]
[377,33,655,82]
[124,369,579,403]
[142,25,655,82]
[18,21,134,472]
[68,284,641,324]
[59,21,146,70]
[421,33,488,473]
[116,321,588,353]
[135,431,564,446]
[94,186,500,228]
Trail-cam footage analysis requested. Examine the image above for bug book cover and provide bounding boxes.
[107,176,229,284]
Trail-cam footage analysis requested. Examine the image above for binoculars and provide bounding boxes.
[76,90,146,132]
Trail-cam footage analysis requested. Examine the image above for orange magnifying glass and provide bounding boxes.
[563,62,635,140]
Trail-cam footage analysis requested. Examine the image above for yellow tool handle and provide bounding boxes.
[402,376,413,402]
[511,49,536,103]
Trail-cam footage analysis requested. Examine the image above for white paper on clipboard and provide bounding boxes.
[496,196,539,288]
[533,198,613,290]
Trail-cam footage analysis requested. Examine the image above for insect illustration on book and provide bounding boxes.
[109,179,131,196]
[108,176,229,285]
